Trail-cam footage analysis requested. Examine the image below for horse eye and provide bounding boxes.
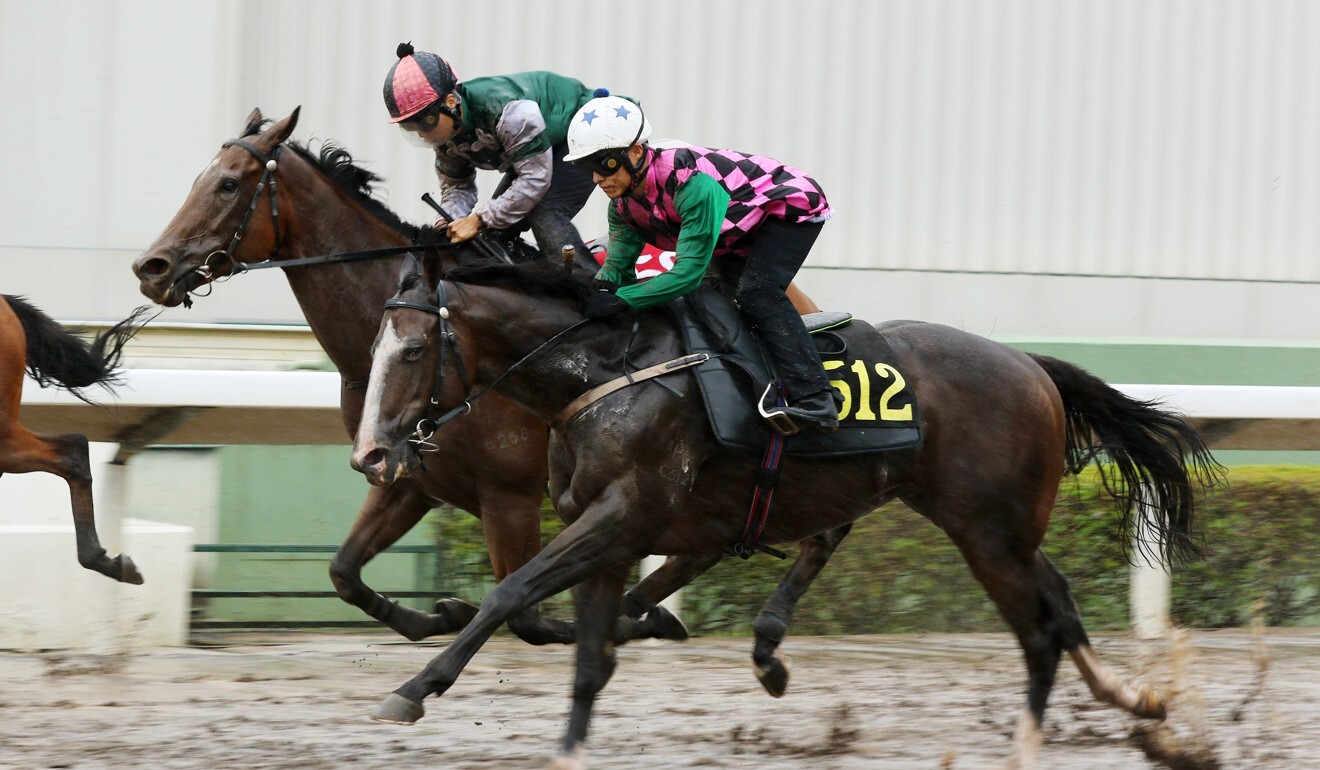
[220,178,239,193]
[403,346,424,362]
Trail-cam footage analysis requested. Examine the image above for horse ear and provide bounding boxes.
[262,106,302,147]
[397,252,424,290]
[244,108,264,131]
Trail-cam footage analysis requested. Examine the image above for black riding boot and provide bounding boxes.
[749,309,840,435]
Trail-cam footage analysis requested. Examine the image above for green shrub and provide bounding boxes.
[432,465,1320,635]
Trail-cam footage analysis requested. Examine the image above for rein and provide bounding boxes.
[383,282,594,452]
[178,138,457,307]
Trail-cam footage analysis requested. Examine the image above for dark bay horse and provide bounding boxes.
[352,259,1222,769]
[129,107,832,654]
[0,295,146,584]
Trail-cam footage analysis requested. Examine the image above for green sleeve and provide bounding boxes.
[595,205,646,287]
[616,173,729,309]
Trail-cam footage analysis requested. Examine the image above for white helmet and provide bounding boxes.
[564,92,652,163]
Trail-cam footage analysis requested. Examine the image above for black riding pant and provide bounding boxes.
[492,142,594,261]
[720,219,829,402]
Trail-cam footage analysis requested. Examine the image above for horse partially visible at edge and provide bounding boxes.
[351,257,1224,770]
[0,295,146,584]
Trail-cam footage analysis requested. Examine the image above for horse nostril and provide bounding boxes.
[136,257,170,280]
[363,448,387,470]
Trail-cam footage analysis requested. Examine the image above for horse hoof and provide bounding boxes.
[117,555,145,585]
[434,597,480,628]
[1134,684,1167,721]
[754,649,791,698]
[546,746,587,770]
[650,605,690,642]
[370,693,424,725]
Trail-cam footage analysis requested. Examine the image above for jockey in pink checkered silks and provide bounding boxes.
[383,43,604,261]
[565,94,839,434]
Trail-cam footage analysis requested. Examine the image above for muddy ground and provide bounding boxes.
[0,628,1311,769]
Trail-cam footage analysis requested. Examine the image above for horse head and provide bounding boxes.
[133,107,301,306]
[351,253,477,485]
[350,258,603,486]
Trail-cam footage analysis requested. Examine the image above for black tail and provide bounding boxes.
[1030,354,1224,565]
[5,295,152,404]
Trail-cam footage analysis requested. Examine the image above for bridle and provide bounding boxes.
[381,280,591,453]
[175,137,426,307]
[382,280,472,452]
[186,139,285,301]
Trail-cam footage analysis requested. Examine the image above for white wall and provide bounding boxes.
[1,0,1318,338]
[0,443,194,650]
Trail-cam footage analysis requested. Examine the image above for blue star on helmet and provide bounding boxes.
[614,105,632,119]
[581,109,598,125]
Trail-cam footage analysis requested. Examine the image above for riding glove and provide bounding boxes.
[584,289,629,318]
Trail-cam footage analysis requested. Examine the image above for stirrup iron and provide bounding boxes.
[757,382,800,436]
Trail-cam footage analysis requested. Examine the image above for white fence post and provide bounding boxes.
[1130,492,1171,639]
[640,555,682,619]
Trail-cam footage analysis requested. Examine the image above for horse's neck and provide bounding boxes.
[465,293,680,424]
[278,179,414,379]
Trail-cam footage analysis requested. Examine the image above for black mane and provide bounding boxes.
[239,116,420,240]
[444,260,595,304]
[286,142,420,239]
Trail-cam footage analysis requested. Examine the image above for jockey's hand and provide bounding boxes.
[431,217,449,231]
[584,289,629,319]
[446,214,483,243]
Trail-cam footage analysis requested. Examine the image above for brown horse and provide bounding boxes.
[129,107,834,653]
[352,258,1222,769]
[0,295,146,584]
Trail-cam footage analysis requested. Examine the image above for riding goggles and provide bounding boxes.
[572,148,630,177]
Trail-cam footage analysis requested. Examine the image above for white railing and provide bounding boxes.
[21,372,1320,639]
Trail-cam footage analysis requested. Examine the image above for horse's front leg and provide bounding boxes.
[371,486,659,725]
[751,523,853,697]
[329,482,478,642]
[551,562,631,770]
[476,483,576,646]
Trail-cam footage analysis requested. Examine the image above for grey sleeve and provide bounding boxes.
[471,100,553,229]
[435,152,478,219]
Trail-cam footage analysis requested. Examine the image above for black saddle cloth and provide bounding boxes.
[668,288,922,458]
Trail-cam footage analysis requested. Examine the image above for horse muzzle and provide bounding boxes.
[133,246,234,307]
[350,441,417,486]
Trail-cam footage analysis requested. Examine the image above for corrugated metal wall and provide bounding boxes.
[2,1,1319,322]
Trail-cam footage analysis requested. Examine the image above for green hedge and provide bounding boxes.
[432,466,1320,635]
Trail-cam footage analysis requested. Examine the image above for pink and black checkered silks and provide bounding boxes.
[613,146,833,258]
[384,52,458,122]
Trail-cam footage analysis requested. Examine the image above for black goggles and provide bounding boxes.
[572,148,630,177]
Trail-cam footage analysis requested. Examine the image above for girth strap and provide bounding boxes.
[554,353,711,427]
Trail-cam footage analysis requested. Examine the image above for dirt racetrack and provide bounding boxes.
[0,628,1311,769]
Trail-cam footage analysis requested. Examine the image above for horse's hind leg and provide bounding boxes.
[1035,554,1165,719]
[752,523,853,697]
[476,484,578,646]
[0,428,141,583]
[552,561,632,770]
[330,483,480,642]
[940,530,1065,769]
[612,552,724,644]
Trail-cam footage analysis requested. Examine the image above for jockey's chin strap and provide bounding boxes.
[382,283,594,452]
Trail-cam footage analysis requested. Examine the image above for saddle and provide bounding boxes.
[668,288,922,458]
